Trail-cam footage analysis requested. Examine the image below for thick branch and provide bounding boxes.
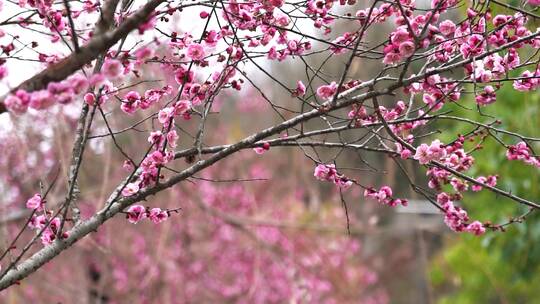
[0,0,164,113]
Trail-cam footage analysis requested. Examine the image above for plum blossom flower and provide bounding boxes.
[149,150,166,165]
[122,182,140,197]
[149,208,168,224]
[148,130,163,145]
[174,100,191,115]
[254,142,270,154]
[475,85,497,106]
[414,140,447,164]
[335,177,353,190]
[29,215,47,230]
[174,67,194,84]
[428,140,447,159]
[450,178,468,192]
[383,45,401,64]
[102,59,123,79]
[471,175,498,192]
[443,201,469,232]
[41,229,56,245]
[158,107,175,124]
[504,48,520,69]
[513,70,539,92]
[465,221,486,236]
[413,144,431,164]
[267,46,278,60]
[314,163,354,190]
[69,74,89,94]
[26,193,44,210]
[316,82,337,99]
[472,61,492,83]
[84,93,97,105]
[126,205,146,224]
[439,198,484,236]
[167,130,179,148]
[121,91,141,114]
[314,164,336,181]
[396,143,412,159]
[364,186,407,207]
[293,80,306,97]
[401,149,412,159]
[506,141,540,167]
[398,41,415,57]
[391,27,410,44]
[436,192,452,205]
[438,20,456,36]
[253,147,265,154]
[460,34,485,58]
[39,217,67,246]
[377,186,392,200]
[4,90,30,114]
[186,43,205,61]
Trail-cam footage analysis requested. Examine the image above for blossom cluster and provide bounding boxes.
[405,73,460,111]
[363,186,408,207]
[471,175,498,192]
[4,74,88,114]
[125,205,169,224]
[437,193,485,236]
[313,163,353,189]
[347,100,414,130]
[25,193,45,210]
[370,3,540,111]
[25,193,69,245]
[414,139,447,164]
[3,59,172,116]
[423,138,476,192]
[513,68,540,92]
[324,132,500,235]
[118,86,172,114]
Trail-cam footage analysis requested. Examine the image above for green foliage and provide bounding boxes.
[430,78,540,303]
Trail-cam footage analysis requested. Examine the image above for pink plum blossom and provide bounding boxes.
[186,43,205,61]
[102,59,123,79]
[122,182,140,197]
[316,82,337,99]
[126,205,146,224]
[148,208,168,224]
[26,193,44,210]
[294,80,306,97]
[466,221,486,236]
